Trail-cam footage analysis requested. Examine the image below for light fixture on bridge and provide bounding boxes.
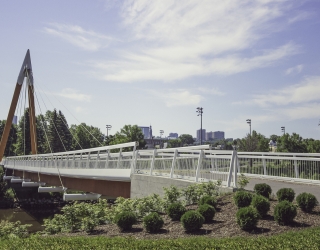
[22,181,46,187]
[11,178,31,183]
[38,186,66,193]
[63,193,101,201]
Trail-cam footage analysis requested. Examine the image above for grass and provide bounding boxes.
[1,226,320,249]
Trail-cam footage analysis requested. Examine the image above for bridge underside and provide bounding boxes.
[8,169,130,198]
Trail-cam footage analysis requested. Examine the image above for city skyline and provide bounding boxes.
[1,1,320,140]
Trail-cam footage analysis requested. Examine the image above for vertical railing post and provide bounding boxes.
[262,154,267,175]
[170,149,178,178]
[195,150,204,182]
[105,150,110,169]
[117,148,123,169]
[95,151,100,168]
[149,149,157,176]
[294,155,299,178]
[211,154,215,172]
[86,152,91,168]
[227,150,236,187]
[233,151,238,188]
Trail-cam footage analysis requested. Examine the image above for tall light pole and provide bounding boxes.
[246,119,251,136]
[281,126,285,135]
[106,125,112,137]
[197,107,203,145]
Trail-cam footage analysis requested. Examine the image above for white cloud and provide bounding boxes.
[288,11,312,24]
[285,64,303,75]
[198,87,225,96]
[44,23,114,51]
[153,89,203,107]
[88,0,300,82]
[252,76,320,107]
[276,103,320,120]
[75,106,88,114]
[57,88,92,102]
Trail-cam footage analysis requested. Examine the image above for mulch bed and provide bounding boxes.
[57,193,320,239]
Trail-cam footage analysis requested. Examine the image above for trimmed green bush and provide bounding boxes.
[274,200,297,225]
[236,206,259,230]
[251,194,270,217]
[233,191,253,208]
[143,212,164,233]
[199,195,217,208]
[181,210,205,232]
[254,183,272,199]
[296,192,318,212]
[276,188,295,202]
[167,203,186,221]
[114,211,137,231]
[197,204,216,222]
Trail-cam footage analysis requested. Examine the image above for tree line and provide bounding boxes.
[0,109,146,157]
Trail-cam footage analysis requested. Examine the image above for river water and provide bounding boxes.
[0,208,44,232]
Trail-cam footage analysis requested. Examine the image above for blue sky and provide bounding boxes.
[1,0,320,140]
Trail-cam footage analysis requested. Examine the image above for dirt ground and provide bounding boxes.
[58,193,320,240]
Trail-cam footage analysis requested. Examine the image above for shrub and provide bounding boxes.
[167,203,186,221]
[114,211,137,231]
[180,210,204,232]
[199,195,217,208]
[143,212,164,233]
[197,204,216,222]
[233,191,253,208]
[236,207,259,230]
[0,221,31,238]
[254,183,272,199]
[276,188,295,202]
[251,195,270,217]
[274,200,297,225]
[296,192,318,212]
[238,174,250,189]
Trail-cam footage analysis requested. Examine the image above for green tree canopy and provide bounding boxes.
[0,120,17,156]
[109,125,146,150]
[179,134,194,146]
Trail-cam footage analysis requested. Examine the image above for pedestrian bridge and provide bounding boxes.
[2,142,320,199]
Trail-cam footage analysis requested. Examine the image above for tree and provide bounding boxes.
[70,123,104,150]
[179,134,194,146]
[167,139,182,148]
[238,130,269,152]
[15,108,32,155]
[277,133,307,153]
[109,125,146,151]
[0,120,17,156]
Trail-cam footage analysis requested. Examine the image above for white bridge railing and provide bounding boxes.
[2,142,320,186]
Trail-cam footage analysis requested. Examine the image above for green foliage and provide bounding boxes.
[180,210,204,232]
[276,188,295,202]
[274,200,297,225]
[43,199,108,234]
[181,181,221,205]
[197,204,216,222]
[114,211,137,231]
[296,192,318,212]
[199,195,217,208]
[251,195,270,217]
[254,183,272,198]
[238,174,250,189]
[166,203,186,221]
[236,206,259,230]
[163,185,181,207]
[179,134,194,146]
[0,120,17,156]
[233,191,253,208]
[143,212,164,233]
[237,130,269,152]
[0,220,31,239]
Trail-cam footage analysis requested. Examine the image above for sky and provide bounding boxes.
[1,0,320,140]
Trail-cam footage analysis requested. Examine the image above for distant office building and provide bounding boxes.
[206,131,214,141]
[196,129,206,142]
[12,115,18,125]
[213,131,225,140]
[139,125,153,139]
[169,133,178,138]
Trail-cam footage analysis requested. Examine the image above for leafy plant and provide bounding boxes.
[143,212,164,233]
[233,191,253,208]
[296,192,318,212]
[251,194,270,217]
[180,211,204,232]
[0,221,31,238]
[254,183,272,199]
[276,188,295,202]
[238,174,250,189]
[166,203,186,221]
[197,204,216,222]
[274,200,297,225]
[199,195,217,208]
[114,211,137,231]
[236,206,259,230]
[163,185,181,207]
